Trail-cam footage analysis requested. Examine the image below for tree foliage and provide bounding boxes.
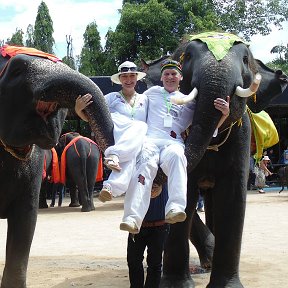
[268,43,288,74]
[111,0,176,63]
[33,1,55,53]
[7,28,24,45]
[78,22,104,76]
[214,0,288,41]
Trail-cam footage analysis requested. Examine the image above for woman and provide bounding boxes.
[75,61,148,202]
[256,155,273,193]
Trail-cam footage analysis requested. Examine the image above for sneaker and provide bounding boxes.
[197,207,205,213]
[165,209,186,224]
[258,189,265,194]
[119,221,139,234]
[98,184,112,202]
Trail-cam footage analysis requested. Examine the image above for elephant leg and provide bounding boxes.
[207,179,245,287]
[1,198,38,287]
[160,176,197,288]
[68,184,81,208]
[190,212,214,269]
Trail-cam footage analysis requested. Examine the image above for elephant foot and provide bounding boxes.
[69,203,81,207]
[160,275,195,288]
[81,206,92,212]
[207,276,244,288]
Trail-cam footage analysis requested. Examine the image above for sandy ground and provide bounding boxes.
[0,189,288,288]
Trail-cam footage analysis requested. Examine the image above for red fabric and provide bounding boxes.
[0,45,61,62]
[50,148,61,183]
[60,136,103,184]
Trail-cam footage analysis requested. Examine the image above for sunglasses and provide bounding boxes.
[119,66,137,73]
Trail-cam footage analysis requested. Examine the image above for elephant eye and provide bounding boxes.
[243,56,248,65]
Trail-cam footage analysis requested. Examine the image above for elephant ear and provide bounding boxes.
[247,59,288,112]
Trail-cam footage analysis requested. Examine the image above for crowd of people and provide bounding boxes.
[75,59,230,287]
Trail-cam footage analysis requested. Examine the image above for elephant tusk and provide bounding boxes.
[235,73,262,98]
[170,87,198,105]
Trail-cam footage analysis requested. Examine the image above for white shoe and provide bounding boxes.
[98,184,112,202]
[165,209,186,224]
[119,221,139,234]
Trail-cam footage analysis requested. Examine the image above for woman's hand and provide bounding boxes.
[214,96,230,116]
[75,93,93,121]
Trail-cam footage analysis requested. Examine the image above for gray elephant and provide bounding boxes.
[55,132,102,211]
[0,45,114,287]
[142,32,287,287]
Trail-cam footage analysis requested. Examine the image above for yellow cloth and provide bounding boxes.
[188,31,248,61]
[247,107,279,163]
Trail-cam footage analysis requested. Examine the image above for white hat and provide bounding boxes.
[111,61,146,84]
[263,155,270,161]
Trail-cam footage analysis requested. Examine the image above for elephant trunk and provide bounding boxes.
[185,60,234,172]
[30,60,114,152]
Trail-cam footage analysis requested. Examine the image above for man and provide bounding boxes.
[121,59,230,233]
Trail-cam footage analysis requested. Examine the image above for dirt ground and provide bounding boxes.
[1,189,288,288]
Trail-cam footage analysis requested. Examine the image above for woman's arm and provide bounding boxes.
[75,93,93,122]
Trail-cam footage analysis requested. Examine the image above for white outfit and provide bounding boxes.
[123,86,195,229]
[103,91,148,196]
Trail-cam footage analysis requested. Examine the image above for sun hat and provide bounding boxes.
[160,59,182,75]
[111,61,146,84]
[263,155,270,161]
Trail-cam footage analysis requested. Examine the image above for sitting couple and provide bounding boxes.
[75,59,230,234]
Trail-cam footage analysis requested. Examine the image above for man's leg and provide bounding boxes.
[127,232,147,288]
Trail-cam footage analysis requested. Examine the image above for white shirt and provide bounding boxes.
[105,91,148,122]
[144,86,195,143]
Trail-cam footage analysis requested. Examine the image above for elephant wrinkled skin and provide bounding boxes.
[0,48,114,287]
[155,34,287,288]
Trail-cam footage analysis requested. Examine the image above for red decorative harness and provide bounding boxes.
[60,135,103,184]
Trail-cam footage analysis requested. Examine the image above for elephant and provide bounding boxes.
[142,32,287,287]
[55,132,102,211]
[0,45,114,288]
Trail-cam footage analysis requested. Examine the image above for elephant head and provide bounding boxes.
[177,32,287,172]
[0,45,114,159]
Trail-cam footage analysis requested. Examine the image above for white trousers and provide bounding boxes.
[104,113,147,196]
[123,138,188,229]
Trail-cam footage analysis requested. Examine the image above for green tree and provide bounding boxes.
[101,29,118,75]
[33,1,55,53]
[214,0,288,41]
[123,0,288,41]
[7,28,24,45]
[25,24,34,47]
[78,21,104,76]
[268,44,288,74]
[112,0,176,63]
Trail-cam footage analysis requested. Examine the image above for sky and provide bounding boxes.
[0,0,287,64]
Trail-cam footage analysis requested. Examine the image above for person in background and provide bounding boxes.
[257,155,273,193]
[127,184,169,288]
